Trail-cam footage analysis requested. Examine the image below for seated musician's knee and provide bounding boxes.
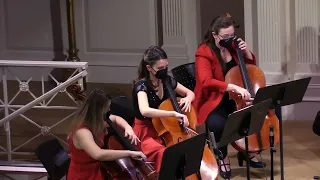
[206,113,227,134]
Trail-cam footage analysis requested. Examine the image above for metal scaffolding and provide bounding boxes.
[0,60,88,162]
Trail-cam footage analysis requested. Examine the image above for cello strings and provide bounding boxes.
[184,127,211,143]
[144,161,155,164]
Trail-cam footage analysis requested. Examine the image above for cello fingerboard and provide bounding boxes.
[163,77,184,115]
[105,118,136,151]
[235,45,255,96]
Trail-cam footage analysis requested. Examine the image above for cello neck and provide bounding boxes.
[105,118,136,151]
[234,41,255,96]
[162,76,187,130]
[163,77,184,115]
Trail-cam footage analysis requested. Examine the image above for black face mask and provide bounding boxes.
[219,37,236,49]
[154,68,168,79]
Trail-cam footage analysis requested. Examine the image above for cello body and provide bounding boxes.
[152,76,219,180]
[221,12,280,153]
[225,64,280,152]
[103,119,158,180]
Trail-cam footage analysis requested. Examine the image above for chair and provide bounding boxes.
[313,111,320,136]
[34,138,70,180]
[171,63,208,134]
[110,96,135,126]
[171,62,196,91]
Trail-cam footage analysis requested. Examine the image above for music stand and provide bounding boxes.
[252,77,311,180]
[158,133,206,180]
[217,99,272,180]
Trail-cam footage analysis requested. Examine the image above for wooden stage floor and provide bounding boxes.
[227,120,320,180]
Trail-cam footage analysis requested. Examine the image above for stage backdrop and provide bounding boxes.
[0,0,319,120]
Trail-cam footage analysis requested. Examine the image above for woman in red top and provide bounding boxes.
[67,89,146,180]
[132,45,195,173]
[193,15,265,179]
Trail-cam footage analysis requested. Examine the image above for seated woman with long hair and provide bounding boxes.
[132,45,195,172]
[193,15,265,179]
[67,89,146,180]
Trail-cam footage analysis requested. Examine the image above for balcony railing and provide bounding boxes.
[0,60,88,162]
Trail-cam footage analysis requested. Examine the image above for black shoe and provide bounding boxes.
[237,152,266,168]
[219,160,231,179]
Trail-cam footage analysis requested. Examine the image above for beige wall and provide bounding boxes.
[0,0,200,84]
[0,0,319,120]
[199,0,245,41]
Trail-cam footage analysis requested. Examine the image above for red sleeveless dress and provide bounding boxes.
[67,127,125,180]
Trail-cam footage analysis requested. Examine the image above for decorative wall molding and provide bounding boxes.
[295,0,318,65]
[254,0,286,74]
[256,0,282,65]
[0,0,200,83]
[0,0,161,68]
[0,0,59,60]
[162,0,183,37]
[160,0,201,64]
[161,0,187,58]
[77,0,159,67]
[244,0,254,51]
[182,0,201,63]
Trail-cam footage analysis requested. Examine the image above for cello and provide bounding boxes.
[152,76,219,180]
[103,117,158,180]
[224,14,280,153]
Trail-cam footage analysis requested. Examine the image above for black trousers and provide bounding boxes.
[206,94,235,159]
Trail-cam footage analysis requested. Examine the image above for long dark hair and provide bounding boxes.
[134,45,168,83]
[203,15,234,74]
[70,89,110,145]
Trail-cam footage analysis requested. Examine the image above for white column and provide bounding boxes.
[244,0,254,51]
[294,0,319,75]
[257,0,287,83]
[244,0,289,119]
[245,0,288,84]
[244,0,320,120]
[182,0,201,63]
[161,0,200,67]
[291,0,320,120]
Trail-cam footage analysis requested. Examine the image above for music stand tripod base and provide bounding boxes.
[253,77,311,180]
[218,99,272,180]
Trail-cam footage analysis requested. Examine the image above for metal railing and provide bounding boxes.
[0,60,88,161]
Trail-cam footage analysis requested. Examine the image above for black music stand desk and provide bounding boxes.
[217,99,272,180]
[158,133,206,180]
[253,77,311,180]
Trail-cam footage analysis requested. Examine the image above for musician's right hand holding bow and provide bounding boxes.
[130,151,147,161]
[174,111,189,127]
[227,83,251,100]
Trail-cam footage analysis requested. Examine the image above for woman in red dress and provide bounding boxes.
[67,89,145,180]
[132,45,195,173]
[193,15,265,179]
